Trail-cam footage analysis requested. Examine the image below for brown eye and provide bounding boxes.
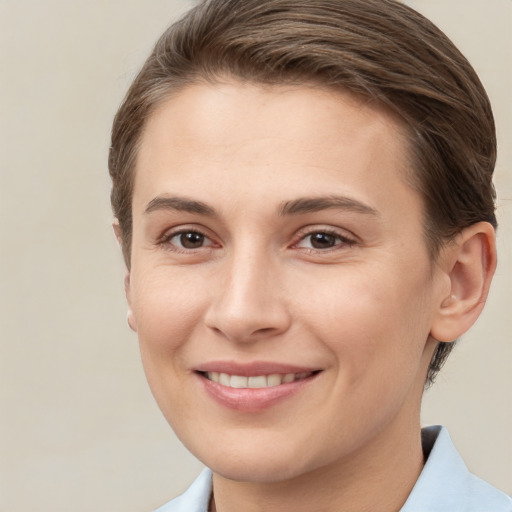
[163,229,217,253]
[309,232,337,249]
[295,230,356,251]
[166,230,212,250]
[179,232,205,249]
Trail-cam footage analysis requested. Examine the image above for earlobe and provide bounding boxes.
[430,222,496,343]
[113,218,137,332]
[127,309,137,332]
[112,218,124,247]
[124,272,138,332]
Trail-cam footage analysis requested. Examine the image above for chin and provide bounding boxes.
[211,457,307,484]
[189,435,328,484]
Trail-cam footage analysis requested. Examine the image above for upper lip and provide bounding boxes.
[194,361,320,377]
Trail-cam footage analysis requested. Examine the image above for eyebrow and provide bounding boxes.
[144,194,378,218]
[279,196,378,217]
[144,196,215,216]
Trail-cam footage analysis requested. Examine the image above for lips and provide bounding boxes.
[194,362,321,412]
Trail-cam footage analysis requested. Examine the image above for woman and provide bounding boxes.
[108,0,511,510]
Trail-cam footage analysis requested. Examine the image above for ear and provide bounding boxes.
[113,219,137,332]
[112,218,123,247]
[124,272,137,332]
[430,222,496,342]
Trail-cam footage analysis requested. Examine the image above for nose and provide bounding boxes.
[204,250,292,343]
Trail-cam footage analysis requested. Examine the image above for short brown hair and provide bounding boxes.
[109,0,497,384]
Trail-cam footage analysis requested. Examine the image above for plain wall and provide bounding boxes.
[0,1,510,510]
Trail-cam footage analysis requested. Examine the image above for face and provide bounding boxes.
[126,82,445,483]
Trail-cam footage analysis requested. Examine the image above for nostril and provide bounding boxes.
[255,327,275,334]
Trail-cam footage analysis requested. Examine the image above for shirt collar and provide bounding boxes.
[401,425,511,511]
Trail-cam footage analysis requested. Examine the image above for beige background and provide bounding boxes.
[0,1,510,510]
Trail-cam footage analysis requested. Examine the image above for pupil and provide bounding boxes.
[181,232,204,248]
[311,232,335,249]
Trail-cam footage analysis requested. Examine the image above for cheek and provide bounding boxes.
[131,271,207,424]
[299,265,434,383]
[310,285,432,441]
[130,268,211,390]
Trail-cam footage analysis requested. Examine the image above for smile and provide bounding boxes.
[196,366,322,412]
[204,371,314,388]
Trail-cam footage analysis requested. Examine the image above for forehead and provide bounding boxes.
[134,81,419,222]
[140,81,408,152]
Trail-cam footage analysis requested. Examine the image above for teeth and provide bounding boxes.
[205,371,312,388]
[267,374,282,387]
[219,373,230,386]
[248,375,267,388]
[230,375,248,388]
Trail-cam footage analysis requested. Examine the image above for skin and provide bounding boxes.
[121,81,496,512]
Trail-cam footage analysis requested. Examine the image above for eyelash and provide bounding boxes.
[292,228,357,252]
[158,227,357,253]
[159,228,216,253]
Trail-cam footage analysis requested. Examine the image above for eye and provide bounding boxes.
[166,230,214,250]
[295,230,355,250]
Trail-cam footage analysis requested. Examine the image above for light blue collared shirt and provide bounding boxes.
[154,426,512,512]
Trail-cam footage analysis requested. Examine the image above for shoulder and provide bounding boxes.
[401,426,512,512]
[153,468,213,512]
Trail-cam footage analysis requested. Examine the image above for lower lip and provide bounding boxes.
[197,372,320,412]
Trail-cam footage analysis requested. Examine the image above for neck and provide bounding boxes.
[211,413,425,512]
